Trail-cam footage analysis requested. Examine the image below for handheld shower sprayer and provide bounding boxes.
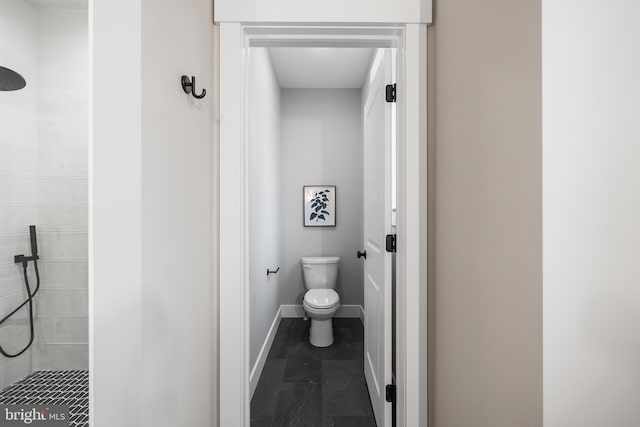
[0,225,42,358]
[30,225,38,259]
[14,225,39,266]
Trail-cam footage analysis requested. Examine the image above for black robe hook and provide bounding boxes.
[181,75,206,99]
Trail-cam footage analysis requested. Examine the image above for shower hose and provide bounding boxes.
[0,258,41,358]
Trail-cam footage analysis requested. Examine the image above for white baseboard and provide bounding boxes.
[281,304,363,319]
[280,304,305,318]
[249,306,282,399]
[337,304,363,318]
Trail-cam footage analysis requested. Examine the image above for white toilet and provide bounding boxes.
[301,256,340,347]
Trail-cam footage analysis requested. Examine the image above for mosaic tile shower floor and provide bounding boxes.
[0,370,88,427]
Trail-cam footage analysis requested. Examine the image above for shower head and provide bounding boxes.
[0,66,26,91]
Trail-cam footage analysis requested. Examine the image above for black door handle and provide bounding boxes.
[357,250,367,259]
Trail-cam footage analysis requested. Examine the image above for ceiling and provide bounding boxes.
[27,0,87,8]
[268,47,374,89]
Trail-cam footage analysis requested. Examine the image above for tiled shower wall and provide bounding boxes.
[0,0,39,389]
[33,6,88,375]
[0,1,88,389]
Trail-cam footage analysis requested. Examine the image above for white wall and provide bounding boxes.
[543,1,640,426]
[279,89,363,306]
[92,0,216,425]
[139,0,215,425]
[249,49,281,370]
[91,0,143,424]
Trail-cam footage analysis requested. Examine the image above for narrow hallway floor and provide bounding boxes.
[251,317,376,427]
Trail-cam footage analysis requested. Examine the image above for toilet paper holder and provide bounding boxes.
[266,267,280,276]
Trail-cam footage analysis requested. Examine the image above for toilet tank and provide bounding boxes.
[301,257,340,289]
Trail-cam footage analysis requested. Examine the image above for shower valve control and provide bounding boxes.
[14,254,38,266]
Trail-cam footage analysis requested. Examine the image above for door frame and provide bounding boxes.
[218,23,428,427]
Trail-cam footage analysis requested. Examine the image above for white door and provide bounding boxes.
[363,48,393,427]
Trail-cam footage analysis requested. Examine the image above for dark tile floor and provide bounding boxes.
[0,370,89,427]
[251,318,377,427]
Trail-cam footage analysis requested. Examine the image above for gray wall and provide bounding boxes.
[249,48,281,369]
[279,89,364,306]
[429,0,543,425]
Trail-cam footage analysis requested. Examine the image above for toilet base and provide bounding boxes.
[309,318,334,347]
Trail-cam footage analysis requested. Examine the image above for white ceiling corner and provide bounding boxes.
[27,0,87,9]
[268,47,374,89]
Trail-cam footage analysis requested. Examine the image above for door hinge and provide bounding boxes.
[386,384,396,403]
[385,84,396,103]
[385,234,397,253]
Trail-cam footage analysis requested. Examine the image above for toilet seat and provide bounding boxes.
[304,289,339,310]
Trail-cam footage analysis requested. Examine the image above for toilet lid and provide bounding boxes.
[304,289,339,309]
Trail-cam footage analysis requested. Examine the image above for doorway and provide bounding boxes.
[246,45,392,426]
[219,24,428,427]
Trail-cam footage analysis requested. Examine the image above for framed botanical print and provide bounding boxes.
[303,185,336,227]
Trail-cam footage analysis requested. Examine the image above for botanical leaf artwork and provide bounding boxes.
[309,190,331,222]
[303,186,336,227]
